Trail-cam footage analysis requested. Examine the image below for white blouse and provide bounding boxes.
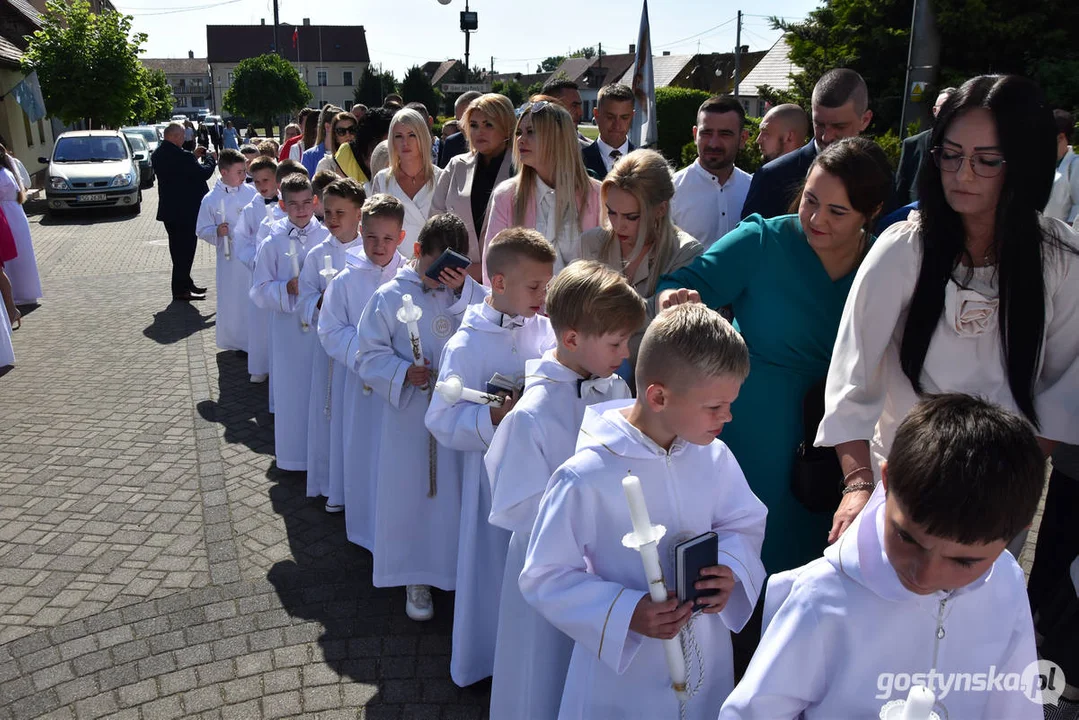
[816,212,1079,471]
[370,166,446,247]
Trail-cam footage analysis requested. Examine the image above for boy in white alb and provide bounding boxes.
[485,260,645,720]
[249,173,329,471]
[521,304,767,719]
[721,394,1045,720]
[317,194,407,548]
[356,213,487,622]
[298,179,362,510]
[233,155,283,384]
[425,228,557,687]
[196,149,257,352]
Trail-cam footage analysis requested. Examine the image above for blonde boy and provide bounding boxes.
[521,304,768,719]
[425,227,557,687]
[486,260,645,719]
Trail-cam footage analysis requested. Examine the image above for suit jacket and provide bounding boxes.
[740,140,818,220]
[895,129,933,206]
[581,140,635,180]
[152,141,215,226]
[430,150,515,265]
[437,131,469,168]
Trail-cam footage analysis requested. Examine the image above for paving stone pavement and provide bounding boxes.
[0,184,491,719]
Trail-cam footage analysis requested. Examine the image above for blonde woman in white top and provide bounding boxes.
[370,109,446,245]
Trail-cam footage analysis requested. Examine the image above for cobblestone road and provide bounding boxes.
[0,184,491,719]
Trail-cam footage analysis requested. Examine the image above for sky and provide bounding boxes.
[119,0,821,80]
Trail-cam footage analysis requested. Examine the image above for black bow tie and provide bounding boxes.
[264,196,278,205]
[245,176,254,183]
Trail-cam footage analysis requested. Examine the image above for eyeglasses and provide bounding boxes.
[334,126,357,136]
[932,147,1006,178]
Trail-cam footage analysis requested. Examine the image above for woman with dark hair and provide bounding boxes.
[817,75,1079,542]
[335,107,394,185]
[315,112,358,178]
[290,110,319,161]
[656,136,893,574]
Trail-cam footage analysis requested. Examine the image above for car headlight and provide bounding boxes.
[49,177,69,190]
[110,173,135,187]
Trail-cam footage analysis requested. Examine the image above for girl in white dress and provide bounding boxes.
[369,109,446,246]
[0,144,40,306]
[817,74,1079,542]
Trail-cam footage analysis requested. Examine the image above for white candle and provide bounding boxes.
[218,198,231,260]
[434,375,504,406]
[901,686,936,720]
[621,473,688,699]
[397,293,427,390]
[323,254,333,273]
[289,238,301,279]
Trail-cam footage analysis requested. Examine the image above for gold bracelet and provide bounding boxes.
[842,465,872,484]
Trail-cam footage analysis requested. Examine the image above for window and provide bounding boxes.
[317,70,328,87]
[227,72,234,85]
[342,70,353,86]
[193,97,204,107]
[344,100,354,111]
[37,118,45,145]
[178,97,188,107]
[22,109,33,147]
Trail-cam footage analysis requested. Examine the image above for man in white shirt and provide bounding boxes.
[670,95,753,248]
[581,83,635,179]
[1045,109,1079,225]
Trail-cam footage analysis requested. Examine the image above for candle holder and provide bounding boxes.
[396,294,427,391]
[433,375,504,407]
[879,686,940,720]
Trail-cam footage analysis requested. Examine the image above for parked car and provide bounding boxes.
[39,130,141,215]
[171,114,188,122]
[121,126,159,154]
[125,134,154,188]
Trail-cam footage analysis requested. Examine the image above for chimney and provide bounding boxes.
[303,17,310,26]
[629,44,636,53]
[260,18,265,25]
[662,51,670,56]
[188,50,194,59]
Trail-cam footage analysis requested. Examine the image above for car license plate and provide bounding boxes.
[78,194,107,202]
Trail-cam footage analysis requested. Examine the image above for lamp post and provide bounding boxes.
[438,0,478,74]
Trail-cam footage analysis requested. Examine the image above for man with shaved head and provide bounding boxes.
[152,122,217,301]
[756,103,809,164]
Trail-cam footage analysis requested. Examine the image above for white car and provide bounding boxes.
[40,130,142,215]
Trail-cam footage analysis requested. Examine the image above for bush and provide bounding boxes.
[655,87,710,165]
[869,129,902,171]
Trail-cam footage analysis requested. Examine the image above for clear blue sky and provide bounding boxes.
[119,0,820,79]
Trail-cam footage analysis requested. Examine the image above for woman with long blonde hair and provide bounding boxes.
[483,97,601,282]
[431,93,516,282]
[370,108,446,244]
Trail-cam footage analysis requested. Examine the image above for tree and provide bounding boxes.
[223,53,311,136]
[400,65,440,116]
[354,66,382,108]
[22,0,147,128]
[536,56,565,74]
[129,67,174,124]
[570,47,596,59]
[491,80,525,107]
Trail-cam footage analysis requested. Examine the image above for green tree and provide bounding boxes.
[655,86,711,164]
[354,65,383,108]
[400,65,440,116]
[22,0,147,128]
[571,47,596,60]
[223,53,311,136]
[491,79,525,106]
[130,67,174,124]
[536,56,565,74]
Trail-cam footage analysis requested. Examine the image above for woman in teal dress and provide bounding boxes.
[656,137,893,575]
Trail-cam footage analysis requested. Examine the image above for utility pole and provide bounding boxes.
[898,0,941,139]
[733,10,742,97]
[272,0,280,55]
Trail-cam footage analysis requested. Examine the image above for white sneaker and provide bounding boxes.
[250,373,268,383]
[405,585,433,621]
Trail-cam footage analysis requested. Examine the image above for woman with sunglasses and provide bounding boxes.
[315,112,358,178]
[817,75,1079,544]
[369,108,446,245]
[431,93,516,283]
[482,96,601,283]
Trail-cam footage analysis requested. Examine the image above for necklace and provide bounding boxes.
[398,165,424,184]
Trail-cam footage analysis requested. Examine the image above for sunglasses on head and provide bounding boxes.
[528,100,552,115]
[334,125,357,136]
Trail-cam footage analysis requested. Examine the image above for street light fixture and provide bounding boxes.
[438,0,478,74]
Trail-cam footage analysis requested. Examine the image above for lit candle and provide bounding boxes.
[900,686,936,720]
[621,473,688,700]
[396,294,426,389]
[434,375,504,407]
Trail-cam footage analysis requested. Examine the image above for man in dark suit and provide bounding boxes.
[542,78,592,147]
[581,83,636,179]
[740,69,873,220]
[438,90,483,168]
[894,87,955,205]
[152,122,216,301]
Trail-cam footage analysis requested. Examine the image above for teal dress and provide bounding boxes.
[657,214,871,574]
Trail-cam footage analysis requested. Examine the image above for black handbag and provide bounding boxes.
[791,379,843,514]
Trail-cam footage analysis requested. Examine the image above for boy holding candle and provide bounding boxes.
[520,303,768,719]
[250,173,329,472]
[298,178,366,510]
[355,213,486,621]
[234,155,282,384]
[720,394,1044,720]
[317,194,408,546]
[195,148,257,354]
[485,259,645,719]
[424,227,557,687]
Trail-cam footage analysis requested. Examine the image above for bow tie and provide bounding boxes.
[500,314,525,330]
[264,196,279,205]
[289,226,308,239]
[577,375,614,398]
[245,176,254,183]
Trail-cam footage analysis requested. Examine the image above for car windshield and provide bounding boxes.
[54,136,129,163]
[123,128,157,144]
[127,135,148,152]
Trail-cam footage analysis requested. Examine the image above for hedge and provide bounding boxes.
[655,87,711,165]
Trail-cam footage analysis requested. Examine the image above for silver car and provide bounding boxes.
[40,130,142,214]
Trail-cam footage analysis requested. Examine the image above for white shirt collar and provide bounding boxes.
[596,136,630,170]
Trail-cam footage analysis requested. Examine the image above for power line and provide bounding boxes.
[654,16,737,50]
[118,0,244,16]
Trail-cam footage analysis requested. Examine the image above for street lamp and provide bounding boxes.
[438,0,478,74]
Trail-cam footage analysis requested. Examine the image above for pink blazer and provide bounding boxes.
[481,176,603,284]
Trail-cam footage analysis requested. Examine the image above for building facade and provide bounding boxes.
[207,20,370,120]
[142,53,212,118]
[0,0,56,184]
